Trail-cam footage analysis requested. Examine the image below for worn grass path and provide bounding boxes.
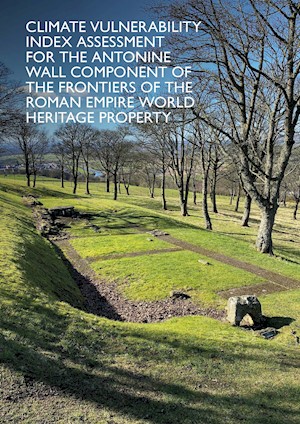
[157,234,300,297]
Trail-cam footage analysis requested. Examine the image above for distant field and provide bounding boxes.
[0,175,299,423]
[0,153,57,166]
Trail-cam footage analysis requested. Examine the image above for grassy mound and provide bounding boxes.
[0,177,299,423]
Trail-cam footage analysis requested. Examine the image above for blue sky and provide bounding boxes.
[1,0,159,81]
[0,0,183,133]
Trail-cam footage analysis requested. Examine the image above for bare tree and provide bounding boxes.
[94,130,115,193]
[292,182,300,219]
[53,141,66,188]
[79,125,98,195]
[0,62,22,143]
[55,123,82,194]
[94,128,132,200]
[164,110,196,216]
[241,193,253,227]
[139,150,160,198]
[209,143,224,213]
[282,147,300,219]
[30,132,48,188]
[135,122,170,210]
[120,150,141,196]
[193,122,214,229]
[165,0,300,253]
[12,116,46,187]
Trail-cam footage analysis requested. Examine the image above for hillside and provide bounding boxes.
[0,176,299,424]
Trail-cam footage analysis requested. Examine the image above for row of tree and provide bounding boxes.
[0,66,299,253]
[54,124,133,200]
[7,113,300,237]
[1,0,300,254]
[152,0,300,254]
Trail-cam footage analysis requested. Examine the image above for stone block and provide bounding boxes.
[227,295,262,326]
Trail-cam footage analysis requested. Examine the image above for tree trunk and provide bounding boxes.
[123,177,130,195]
[193,190,197,205]
[85,175,90,195]
[161,168,167,210]
[179,186,189,216]
[210,183,218,213]
[73,176,78,194]
[229,187,235,205]
[293,198,299,220]
[113,173,118,200]
[180,199,188,216]
[73,158,79,194]
[210,167,218,213]
[234,185,241,212]
[61,165,64,188]
[256,207,277,254]
[193,177,197,205]
[241,194,252,227]
[85,162,90,195]
[282,191,287,207]
[149,173,156,198]
[106,174,110,193]
[25,157,31,187]
[202,173,212,230]
[33,172,37,188]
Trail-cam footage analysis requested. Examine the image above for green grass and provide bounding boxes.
[0,175,300,423]
[0,189,83,308]
[91,250,264,304]
[70,233,175,258]
[170,227,300,280]
[22,176,298,276]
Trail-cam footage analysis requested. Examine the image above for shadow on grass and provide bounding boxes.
[0,180,83,200]
[1,286,299,421]
[274,246,300,265]
[53,242,123,321]
[217,211,261,226]
[83,208,200,235]
[266,316,295,329]
[0,300,299,424]
[14,235,83,309]
[1,185,300,422]
[1,225,299,421]
[1,297,300,424]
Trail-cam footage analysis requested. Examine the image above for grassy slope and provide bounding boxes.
[0,177,299,423]
[34,178,300,280]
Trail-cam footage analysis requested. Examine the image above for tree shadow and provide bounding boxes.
[0,181,79,200]
[0,308,299,424]
[1,225,300,421]
[1,305,300,424]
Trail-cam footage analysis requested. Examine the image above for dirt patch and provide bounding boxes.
[53,239,225,323]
